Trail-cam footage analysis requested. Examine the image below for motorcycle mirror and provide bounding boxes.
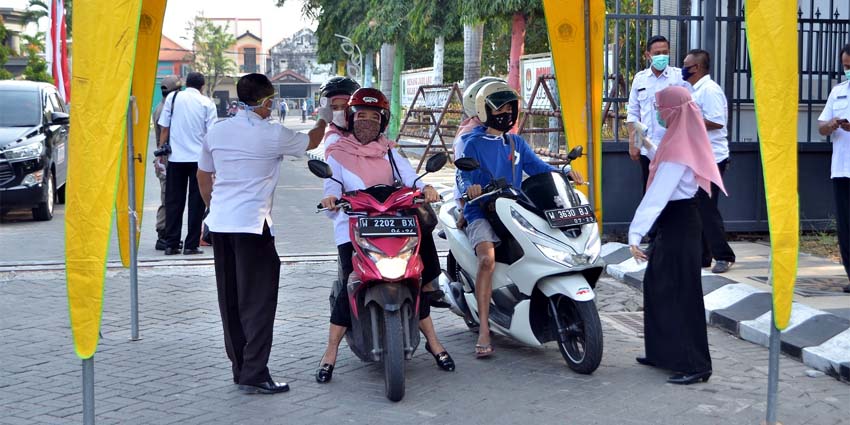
[425,152,448,173]
[567,145,583,160]
[454,157,480,172]
[308,159,333,179]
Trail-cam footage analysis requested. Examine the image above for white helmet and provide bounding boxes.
[462,77,506,118]
[475,81,521,128]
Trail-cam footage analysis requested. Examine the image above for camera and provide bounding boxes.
[154,142,172,157]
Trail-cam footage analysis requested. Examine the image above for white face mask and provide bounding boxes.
[332,110,347,128]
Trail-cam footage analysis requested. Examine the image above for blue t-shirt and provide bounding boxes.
[457,126,554,222]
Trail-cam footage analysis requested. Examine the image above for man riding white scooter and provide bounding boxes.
[457,81,584,357]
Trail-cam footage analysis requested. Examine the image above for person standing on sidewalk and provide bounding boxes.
[197,73,330,394]
[627,35,683,191]
[158,72,217,256]
[629,86,724,385]
[682,49,736,273]
[152,75,182,251]
[818,43,850,293]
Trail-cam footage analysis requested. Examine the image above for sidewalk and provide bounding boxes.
[603,241,850,381]
[1,260,847,424]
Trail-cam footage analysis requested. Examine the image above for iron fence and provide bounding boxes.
[602,0,849,144]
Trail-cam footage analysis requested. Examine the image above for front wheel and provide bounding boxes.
[382,309,405,402]
[552,296,603,374]
[32,170,54,221]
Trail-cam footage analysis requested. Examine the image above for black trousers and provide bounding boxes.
[210,224,281,385]
[165,161,205,250]
[643,198,712,374]
[330,228,440,327]
[834,177,850,280]
[640,155,651,194]
[698,159,735,264]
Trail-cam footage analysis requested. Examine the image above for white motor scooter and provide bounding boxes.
[437,146,605,374]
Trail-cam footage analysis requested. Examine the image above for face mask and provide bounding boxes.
[651,54,669,71]
[353,120,381,144]
[332,110,347,128]
[682,65,695,81]
[656,110,667,129]
[845,69,850,80]
[486,112,514,133]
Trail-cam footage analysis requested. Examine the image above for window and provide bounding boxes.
[244,48,257,73]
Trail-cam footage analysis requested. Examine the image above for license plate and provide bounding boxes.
[544,205,596,228]
[358,216,418,237]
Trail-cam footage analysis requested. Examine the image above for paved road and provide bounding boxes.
[0,118,458,265]
[1,261,846,424]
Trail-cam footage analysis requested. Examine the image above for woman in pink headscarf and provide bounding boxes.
[628,85,724,385]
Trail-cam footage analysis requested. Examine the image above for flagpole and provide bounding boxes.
[582,0,596,210]
[765,306,781,424]
[82,357,94,425]
[127,96,140,341]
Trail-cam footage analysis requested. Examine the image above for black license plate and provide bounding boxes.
[544,205,597,228]
[358,216,418,237]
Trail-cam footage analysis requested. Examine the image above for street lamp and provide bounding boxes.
[334,34,362,86]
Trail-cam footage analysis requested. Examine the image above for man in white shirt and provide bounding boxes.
[682,49,736,273]
[157,72,218,255]
[817,43,850,292]
[196,73,330,393]
[627,35,684,191]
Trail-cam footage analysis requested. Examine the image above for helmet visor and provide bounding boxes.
[485,91,521,111]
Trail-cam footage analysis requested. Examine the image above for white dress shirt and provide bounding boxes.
[198,110,309,235]
[690,75,729,162]
[323,149,424,246]
[627,66,684,155]
[818,80,850,178]
[158,87,218,163]
[628,161,698,246]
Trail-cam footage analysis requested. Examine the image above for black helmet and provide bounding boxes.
[320,76,360,98]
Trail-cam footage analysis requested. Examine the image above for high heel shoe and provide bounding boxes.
[667,370,712,385]
[315,363,334,383]
[425,343,455,371]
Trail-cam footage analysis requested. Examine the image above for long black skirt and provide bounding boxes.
[643,198,712,374]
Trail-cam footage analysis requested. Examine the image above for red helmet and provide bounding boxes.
[347,88,391,133]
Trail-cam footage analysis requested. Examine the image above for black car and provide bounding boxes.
[0,81,69,221]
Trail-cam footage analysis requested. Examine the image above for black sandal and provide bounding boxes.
[315,363,334,383]
[425,343,455,371]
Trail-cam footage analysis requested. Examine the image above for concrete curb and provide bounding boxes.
[602,242,850,382]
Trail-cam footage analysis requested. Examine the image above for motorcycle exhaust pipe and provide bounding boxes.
[438,271,466,317]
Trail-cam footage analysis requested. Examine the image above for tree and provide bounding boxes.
[0,18,15,80]
[187,15,236,97]
[463,0,543,93]
[21,33,52,83]
[23,0,73,36]
[407,0,463,85]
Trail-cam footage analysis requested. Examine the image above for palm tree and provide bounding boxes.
[22,0,72,36]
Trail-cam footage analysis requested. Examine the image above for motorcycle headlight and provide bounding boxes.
[355,233,419,280]
[535,243,593,267]
[4,141,44,160]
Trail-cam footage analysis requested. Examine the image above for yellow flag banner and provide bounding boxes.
[117,0,167,267]
[66,0,143,359]
[543,0,605,222]
[744,0,800,329]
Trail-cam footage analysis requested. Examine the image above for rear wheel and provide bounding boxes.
[552,296,603,374]
[382,309,405,402]
[32,171,54,221]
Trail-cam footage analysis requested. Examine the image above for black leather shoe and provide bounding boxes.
[425,343,455,371]
[183,248,204,255]
[164,247,180,255]
[667,370,712,385]
[316,363,334,383]
[843,284,850,294]
[238,378,289,394]
[712,261,733,274]
[427,290,451,309]
[155,239,167,251]
[635,356,656,367]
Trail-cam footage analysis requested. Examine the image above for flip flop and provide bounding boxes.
[475,344,494,358]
